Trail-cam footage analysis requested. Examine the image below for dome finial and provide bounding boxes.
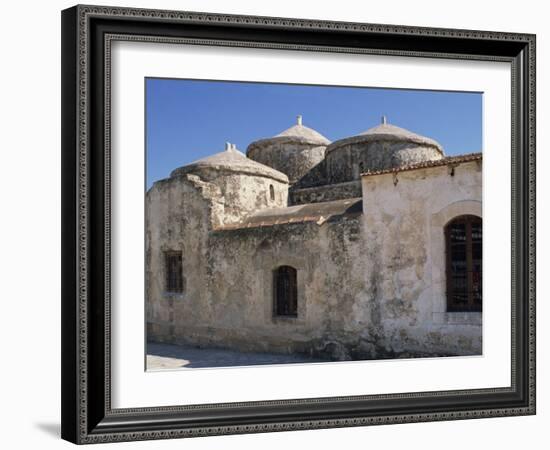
[381,115,387,125]
[225,142,232,151]
[296,115,303,126]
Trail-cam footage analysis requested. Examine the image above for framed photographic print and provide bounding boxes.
[61,4,536,444]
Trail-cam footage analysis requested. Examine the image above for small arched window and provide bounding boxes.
[274,266,298,317]
[269,184,275,201]
[445,215,482,312]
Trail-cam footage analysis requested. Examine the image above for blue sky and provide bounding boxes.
[146,78,482,189]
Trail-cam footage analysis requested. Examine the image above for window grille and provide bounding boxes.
[445,215,482,312]
[165,251,183,293]
[274,265,298,317]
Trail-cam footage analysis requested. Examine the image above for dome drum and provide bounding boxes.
[247,141,326,185]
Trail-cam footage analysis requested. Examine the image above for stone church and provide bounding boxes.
[146,116,482,361]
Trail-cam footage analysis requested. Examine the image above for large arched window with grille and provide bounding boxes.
[274,266,298,317]
[445,215,482,312]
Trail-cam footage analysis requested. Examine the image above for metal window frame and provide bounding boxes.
[445,215,483,312]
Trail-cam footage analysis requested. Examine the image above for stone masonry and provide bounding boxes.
[146,116,482,361]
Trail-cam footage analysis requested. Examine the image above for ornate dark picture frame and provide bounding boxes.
[61,4,536,444]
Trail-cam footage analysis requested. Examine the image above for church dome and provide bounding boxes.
[329,119,444,154]
[170,142,289,184]
[325,117,444,183]
[270,115,331,145]
[246,116,330,184]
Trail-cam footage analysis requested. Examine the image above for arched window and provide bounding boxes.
[274,266,298,317]
[269,184,275,201]
[445,215,482,312]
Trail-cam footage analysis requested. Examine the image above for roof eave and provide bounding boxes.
[360,152,482,178]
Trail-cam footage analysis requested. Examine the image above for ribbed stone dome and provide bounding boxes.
[170,142,289,183]
[246,116,330,184]
[325,117,444,183]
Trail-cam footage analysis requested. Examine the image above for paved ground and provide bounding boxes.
[146,342,328,370]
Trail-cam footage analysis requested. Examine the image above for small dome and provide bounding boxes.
[247,115,330,152]
[171,142,289,183]
[327,117,443,155]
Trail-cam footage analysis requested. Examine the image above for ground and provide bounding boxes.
[146,342,328,370]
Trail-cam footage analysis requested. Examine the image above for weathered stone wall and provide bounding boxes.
[146,175,216,339]
[289,180,362,205]
[170,169,288,226]
[147,160,482,361]
[146,169,286,340]
[326,141,443,183]
[360,160,482,356]
[247,141,327,185]
[291,159,327,189]
[148,213,372,360]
